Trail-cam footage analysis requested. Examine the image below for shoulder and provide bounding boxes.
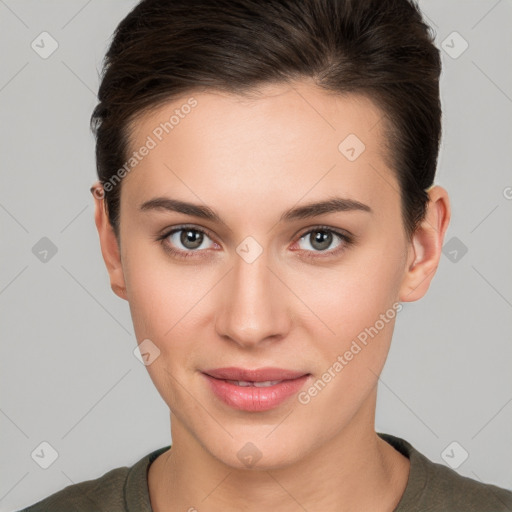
[417,454,512,511]
[17,465,130,512]
[378,433,512,512]
[17,446,171,512]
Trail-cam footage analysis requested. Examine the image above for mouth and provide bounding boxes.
[222,379,285,387]
[202,366,309,382]
[201,367,311,412]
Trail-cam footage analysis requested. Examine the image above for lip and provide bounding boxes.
[201,367,311,412]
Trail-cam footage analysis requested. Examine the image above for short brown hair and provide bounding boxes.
[90,0,441,242]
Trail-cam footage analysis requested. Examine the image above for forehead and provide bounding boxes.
[122,81,398,220]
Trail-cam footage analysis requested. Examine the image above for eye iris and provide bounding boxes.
[311,230,332,251]
[180,229,203,249]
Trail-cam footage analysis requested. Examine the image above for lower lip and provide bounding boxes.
[202,373,310,412]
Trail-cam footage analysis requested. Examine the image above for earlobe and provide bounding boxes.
[399,185,451,302]
[91,182,128,301]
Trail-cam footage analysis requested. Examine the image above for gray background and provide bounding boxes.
[1,1,511,510]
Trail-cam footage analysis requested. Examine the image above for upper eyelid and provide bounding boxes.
[162,224,217,242]
[297,225,350,239]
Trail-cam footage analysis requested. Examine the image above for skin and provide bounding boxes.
[92,79,450,511]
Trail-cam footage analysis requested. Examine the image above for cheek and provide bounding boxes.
[123,243,210,337]
[123,251,209,404]
[293,258,402,420]
[294,249,403,339]
[287,243,405,394]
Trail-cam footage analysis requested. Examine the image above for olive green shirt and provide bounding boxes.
[19,433,512,511]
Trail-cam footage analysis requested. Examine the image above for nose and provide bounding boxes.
[214,247,291,349]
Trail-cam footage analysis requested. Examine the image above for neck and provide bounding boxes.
[148,392,410,512]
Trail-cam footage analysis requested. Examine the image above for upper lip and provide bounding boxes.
[203,367,309,382]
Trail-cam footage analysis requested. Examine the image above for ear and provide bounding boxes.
[399,185,451,302]
[91,182,128,301]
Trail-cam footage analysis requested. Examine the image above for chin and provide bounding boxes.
[203,430,311,471]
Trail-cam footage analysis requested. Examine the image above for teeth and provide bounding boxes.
[253,380,281,387]
[226,380,282,387]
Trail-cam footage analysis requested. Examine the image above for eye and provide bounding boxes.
[157,224,354,260]
[293,226,353,258]
[157,225,218,259]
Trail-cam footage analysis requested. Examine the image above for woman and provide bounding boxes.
[20,0,512,510]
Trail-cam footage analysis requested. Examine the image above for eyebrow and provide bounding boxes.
[139,196,372,225]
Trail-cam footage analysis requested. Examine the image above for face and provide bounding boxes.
[94,79,446,470]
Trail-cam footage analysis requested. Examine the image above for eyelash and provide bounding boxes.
[156,224,354,261]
